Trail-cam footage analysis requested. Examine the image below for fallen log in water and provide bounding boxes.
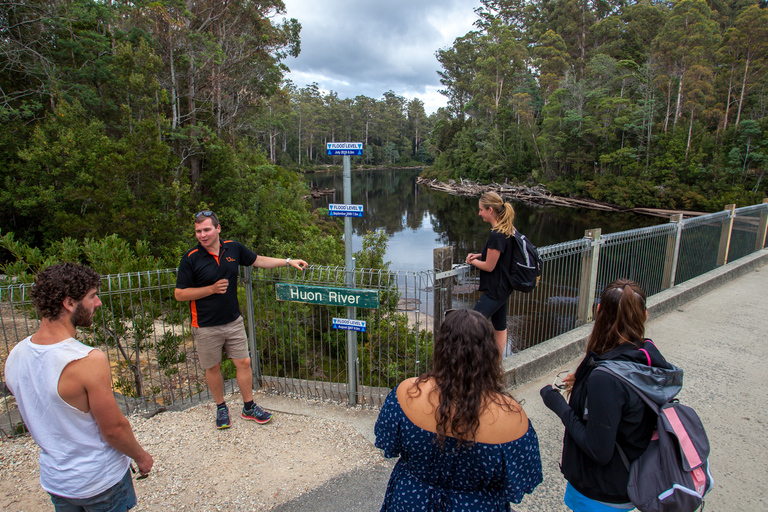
[302,186,336,200]
[415,177,704,218]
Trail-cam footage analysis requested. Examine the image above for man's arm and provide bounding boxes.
[253,255,308,270]
[73,351,154,474]
[174,279,228,302]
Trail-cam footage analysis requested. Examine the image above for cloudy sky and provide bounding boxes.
[280,0,482,114]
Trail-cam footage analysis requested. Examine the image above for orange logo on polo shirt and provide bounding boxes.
[226,257,236,262]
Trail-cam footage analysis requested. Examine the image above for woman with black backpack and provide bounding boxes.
[465,192,517,355]
[539,279,681,512]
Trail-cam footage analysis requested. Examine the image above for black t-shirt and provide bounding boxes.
[478,229,516,300]
[175,240,258,328]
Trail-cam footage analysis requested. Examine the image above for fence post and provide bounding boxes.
[662,214,684,289]
[576,229,601,326]
[243,267,262,387]
[717,204,736,266]
[346,257,358,406]
[756,199,768,251]
[433,247,453,334]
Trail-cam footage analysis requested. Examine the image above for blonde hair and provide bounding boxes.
[479,192,515,237]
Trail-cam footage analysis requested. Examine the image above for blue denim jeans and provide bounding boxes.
[49,468,136,512]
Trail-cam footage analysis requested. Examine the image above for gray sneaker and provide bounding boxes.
[241,403,272,424]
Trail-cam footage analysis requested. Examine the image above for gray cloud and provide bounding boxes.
[281,0,481,113]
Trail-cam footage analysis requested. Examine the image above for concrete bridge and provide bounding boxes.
[268,249,768,511]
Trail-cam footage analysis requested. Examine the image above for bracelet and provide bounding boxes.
[286,258,291,267]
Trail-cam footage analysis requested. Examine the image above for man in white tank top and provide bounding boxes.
[5,263,154,511]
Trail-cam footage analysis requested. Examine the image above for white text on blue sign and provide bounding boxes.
[332,318,367,332]
[327,142,363,155]
[328,204,364,217]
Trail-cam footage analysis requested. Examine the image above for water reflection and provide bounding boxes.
[308,169,664,271]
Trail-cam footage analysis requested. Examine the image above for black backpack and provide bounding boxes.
[501,231,543,293]
[595,365,714,512]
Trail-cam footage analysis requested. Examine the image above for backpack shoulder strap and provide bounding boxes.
[596,365,661,473]
[594,366,660,415]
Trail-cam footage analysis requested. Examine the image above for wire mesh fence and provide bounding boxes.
[675,211,729,285]
[1,200,766,435]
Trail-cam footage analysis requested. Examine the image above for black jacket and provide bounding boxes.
[557,340,680,504]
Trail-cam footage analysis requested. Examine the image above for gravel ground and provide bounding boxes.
[0,390,387,512]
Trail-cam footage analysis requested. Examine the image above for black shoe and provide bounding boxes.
[216,405,231,429]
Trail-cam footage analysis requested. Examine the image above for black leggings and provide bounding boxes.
[473,293,508,331]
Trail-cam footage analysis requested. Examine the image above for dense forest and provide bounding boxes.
[1,0,767,265]
[426,0,768,211]
[0,0,346,263]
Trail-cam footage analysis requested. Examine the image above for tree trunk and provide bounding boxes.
[722,65,735,133]
[686,105,694,160]
[674,70,684,130]
[735,56,751,129]
[170,48,178,130]
[188,53,200,187]
[298,112,302,167]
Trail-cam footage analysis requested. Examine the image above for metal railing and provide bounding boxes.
[1,200,766,435]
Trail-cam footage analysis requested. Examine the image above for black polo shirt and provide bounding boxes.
[176,240,258,328]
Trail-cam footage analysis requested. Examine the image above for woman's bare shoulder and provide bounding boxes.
[396,378,439,432]
[475,395,530,444]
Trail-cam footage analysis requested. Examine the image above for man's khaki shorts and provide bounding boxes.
[193,316,250,370]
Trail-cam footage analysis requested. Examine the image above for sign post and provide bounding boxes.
[326,142,364,405]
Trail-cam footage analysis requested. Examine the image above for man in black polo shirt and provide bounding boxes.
[175,211,308,428]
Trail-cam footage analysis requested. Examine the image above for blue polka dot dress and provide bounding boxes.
[375,389,543,512]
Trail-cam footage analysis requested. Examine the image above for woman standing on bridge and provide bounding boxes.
[540,279,680,512]
[465,192,517,355]
[375,309,542,511]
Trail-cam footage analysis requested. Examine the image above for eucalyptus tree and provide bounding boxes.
[406,98,428,159]
[729,5,768,129]
[436,32,479,121]
[652,0,719,134]
[293,83,323,166]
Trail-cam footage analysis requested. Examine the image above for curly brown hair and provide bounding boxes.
[31,263,101,320]
[586,279,647,355]
[411,309,520,448]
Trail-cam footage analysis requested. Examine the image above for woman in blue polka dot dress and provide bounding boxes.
[374,309,543,511]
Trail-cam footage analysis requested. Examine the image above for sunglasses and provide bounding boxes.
[552,370,570,391]
[444,308,458,319]
[194,210,215,219]
[131,464,148,480]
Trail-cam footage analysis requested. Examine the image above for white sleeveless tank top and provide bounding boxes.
[5,336,130,498]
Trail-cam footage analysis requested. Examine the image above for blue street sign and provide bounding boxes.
[332,318,367,332]
[328,204,364,217]
[327,142,363,156]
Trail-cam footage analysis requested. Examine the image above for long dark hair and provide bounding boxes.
[586,279,647,355]
[410,309,520,447]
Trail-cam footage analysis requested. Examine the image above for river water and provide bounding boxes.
[307,168,664,272]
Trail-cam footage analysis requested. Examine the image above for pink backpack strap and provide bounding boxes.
[639,339,655,366]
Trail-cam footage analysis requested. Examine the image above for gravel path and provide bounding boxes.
[0,391,388,512]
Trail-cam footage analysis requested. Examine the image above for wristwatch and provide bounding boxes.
[286,258,292,266]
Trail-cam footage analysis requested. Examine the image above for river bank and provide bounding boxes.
[415,177,707,219]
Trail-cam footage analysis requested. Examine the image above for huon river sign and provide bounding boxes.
[275,283,379,309]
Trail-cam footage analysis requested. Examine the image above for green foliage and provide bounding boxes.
[0,232,169,282]
[421,0,768,211]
